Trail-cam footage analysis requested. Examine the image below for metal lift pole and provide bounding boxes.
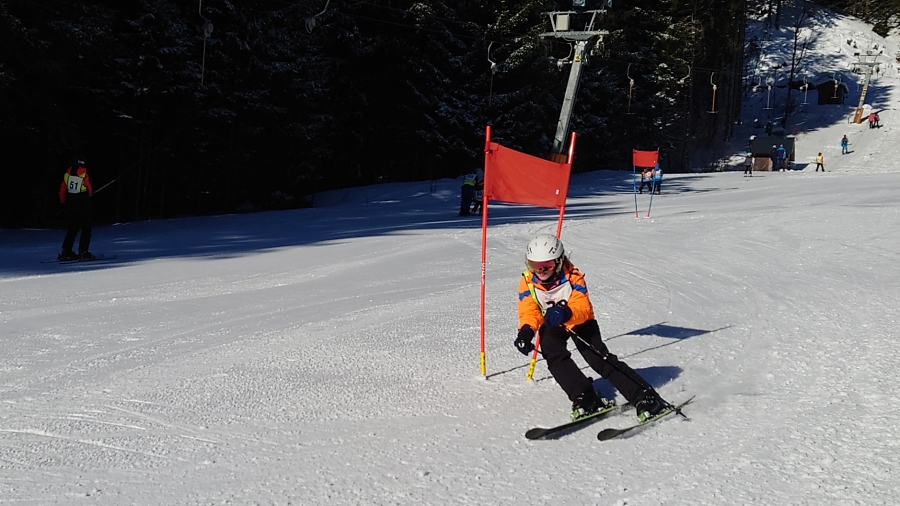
[852,51,879,124]
[552,40,589,156]
[540,7,609,160]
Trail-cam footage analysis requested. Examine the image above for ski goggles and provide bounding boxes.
[528,260,557,273]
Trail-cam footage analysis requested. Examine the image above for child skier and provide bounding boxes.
[638,167,652,194]
[652,164,663,193]
[459,171,477,216]
[638,167,653,193]
[514,234,667,421]
[471,178,484,215]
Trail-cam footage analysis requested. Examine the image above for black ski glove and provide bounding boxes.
[514,325,535,356]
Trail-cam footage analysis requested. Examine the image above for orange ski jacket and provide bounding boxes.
[517,259,595,332]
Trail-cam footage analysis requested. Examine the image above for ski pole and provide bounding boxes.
[525,331,542,381]
[632,164,639,218]
[568,329,678,412]
[568,330,649,391]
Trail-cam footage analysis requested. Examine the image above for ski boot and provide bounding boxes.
[58,249,79,261]
[634,389,666,423]
[571,389,612,421]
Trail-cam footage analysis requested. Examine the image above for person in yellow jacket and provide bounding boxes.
[815,152,824,172]
[513,234,667,421]
[459,170,477,216]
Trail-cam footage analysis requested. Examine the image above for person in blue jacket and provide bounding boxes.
[651,164,663,194]
[840,135,849,155]
[777,144,787,171]
[770,145,780,171]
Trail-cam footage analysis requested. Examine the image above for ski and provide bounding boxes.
[526,402,629,440]
[43,254,117,264]
[597,395,695,442]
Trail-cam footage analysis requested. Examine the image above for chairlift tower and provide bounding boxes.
[541,3,610,161]
[851,51,879,124]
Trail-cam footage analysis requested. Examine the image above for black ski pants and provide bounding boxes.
[540,319,651,404]
[62,194,92,253]
[459,185,474,215]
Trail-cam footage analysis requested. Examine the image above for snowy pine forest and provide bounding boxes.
[5,1,899,227]
[3,0,754,226]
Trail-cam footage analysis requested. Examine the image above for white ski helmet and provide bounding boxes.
[526,234,565,263]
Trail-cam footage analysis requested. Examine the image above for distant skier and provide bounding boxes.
[873,113,880,128]
[58,159,94,261]
[841,135,849,155]
[459,170,477,216]
[744,152,753,176]
[638,167,652,194]
[770,145,780,171]
[470,176,484,215]
[777,144,788,171]
[815,152,825,172]
[868,113,875,129]
[652,164,663,194]
[513,234,667,422]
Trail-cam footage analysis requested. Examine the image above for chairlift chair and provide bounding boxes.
[626,64,635,115]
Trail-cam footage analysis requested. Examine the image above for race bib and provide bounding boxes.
[67,175,84,194]
[533,282,573,313]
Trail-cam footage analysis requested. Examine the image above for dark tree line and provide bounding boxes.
[1,0,747,227]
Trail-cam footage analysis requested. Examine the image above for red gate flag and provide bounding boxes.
[484,143,571,208]
[632,149,660,218]
[478,126,575,378]
[633,149,658,168]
